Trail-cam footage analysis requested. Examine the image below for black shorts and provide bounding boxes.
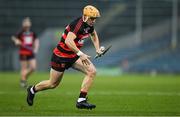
[19,54,35,61]
[51,53,79,72]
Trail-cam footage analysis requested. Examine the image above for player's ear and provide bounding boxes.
[83,15,88,22]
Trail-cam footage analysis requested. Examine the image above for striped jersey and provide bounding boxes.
[15,30,37,55]
[53,17,94,58]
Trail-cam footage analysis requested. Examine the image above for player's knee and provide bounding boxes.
[49,82,59,89]
[21,69,26,76]
[87,68,96,78]
[49,84,56,89]
[30,66,36,72]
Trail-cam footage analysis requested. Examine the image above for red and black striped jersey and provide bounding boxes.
[15,30,37,55]
[54,17,94,58]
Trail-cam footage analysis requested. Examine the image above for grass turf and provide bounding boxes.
[0,72,180,116]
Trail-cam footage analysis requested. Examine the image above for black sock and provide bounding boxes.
[20,80,27,83]
[79,91,87,98]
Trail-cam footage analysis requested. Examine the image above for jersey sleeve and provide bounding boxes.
[69,18,83,35]
[33,32,37,39]
[15,31,21,39]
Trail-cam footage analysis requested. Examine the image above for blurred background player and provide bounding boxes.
[27,5,103,109]
[12,17,39,88]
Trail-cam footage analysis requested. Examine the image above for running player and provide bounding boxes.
[12,17,39,88]
[27,5,103,109]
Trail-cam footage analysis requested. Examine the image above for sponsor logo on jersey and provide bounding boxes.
[78,39,84,44]
[84,27,90,33]
[24,36,33,45]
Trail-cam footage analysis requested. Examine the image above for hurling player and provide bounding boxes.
[27,5,103,109]
[12,17,39,88]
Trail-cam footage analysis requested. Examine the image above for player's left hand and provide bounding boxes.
[11,36,22,46]
[33,49,38,54]
[80,53,91,66]
[96,46,105,57]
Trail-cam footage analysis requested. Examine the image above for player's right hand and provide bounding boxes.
[79,53,91,66]
[11,36,22,46]
[33,49,38,54]
[95,46,105,57]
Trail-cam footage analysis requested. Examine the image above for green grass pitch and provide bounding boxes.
[0,72,180,116]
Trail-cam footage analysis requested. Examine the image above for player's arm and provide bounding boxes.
[11,36,22,46]
[33,39,39,54]
[90,30,102,54]
[65,32,80,53]
[65,32,91,65]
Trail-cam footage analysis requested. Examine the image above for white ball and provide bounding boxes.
[100,46,105,51]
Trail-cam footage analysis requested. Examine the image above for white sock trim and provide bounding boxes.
[30,87,35,94]
[77,98,86,102]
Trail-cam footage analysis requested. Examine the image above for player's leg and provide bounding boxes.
[20,60,28,88]
[26,68,64,106]
[72,58,96,109]
[20,56,36,88]
[73,59,96,92]
[34,68,64,91]
[26,58,36,78]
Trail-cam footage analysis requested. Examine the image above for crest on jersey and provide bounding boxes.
[24,36,33,45]
[84,27,90,33]
[78,39,84,44]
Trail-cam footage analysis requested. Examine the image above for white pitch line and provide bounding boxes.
[66,91,180,96]
[0,91,180,96]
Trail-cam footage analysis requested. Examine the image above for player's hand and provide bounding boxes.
[79,53,91,66]
[11,36,22,46]
[96,46,105,57]
[33,49,38,54]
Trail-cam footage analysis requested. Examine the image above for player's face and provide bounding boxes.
[87,17,97,26]
[22,20,32,30]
